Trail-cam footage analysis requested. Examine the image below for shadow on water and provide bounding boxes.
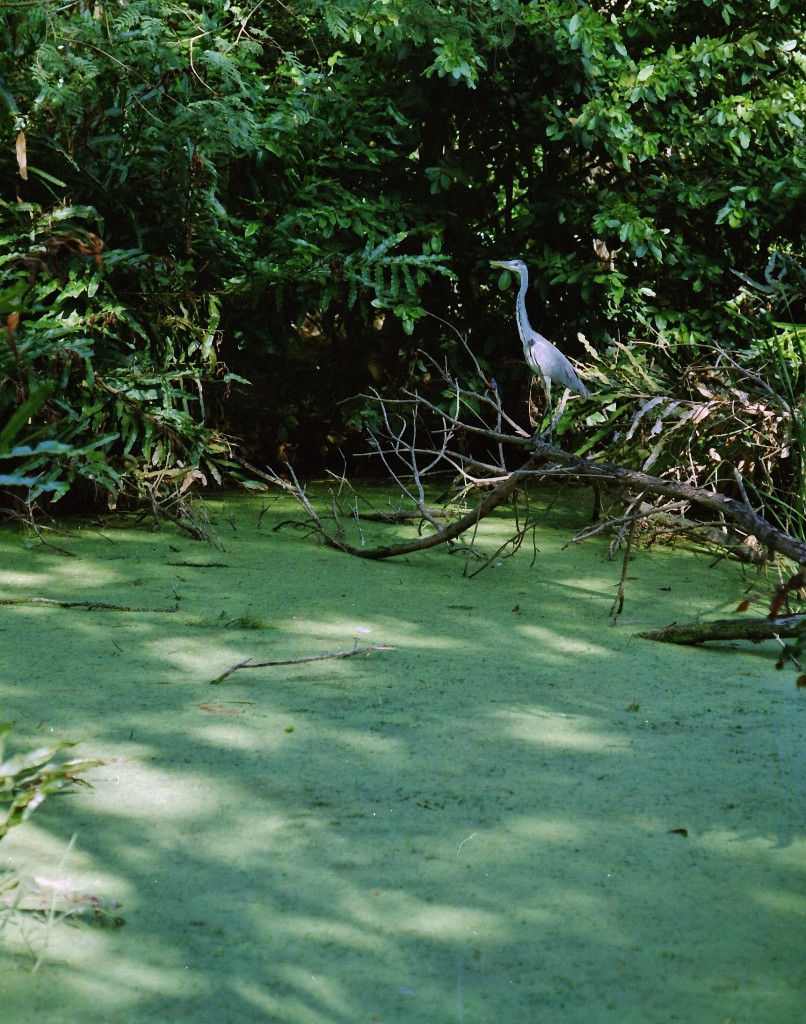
[1,489,804,1023]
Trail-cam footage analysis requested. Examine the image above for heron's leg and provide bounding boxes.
[533,381,554,438]
[546,388,570,436]
[527,377,548,433]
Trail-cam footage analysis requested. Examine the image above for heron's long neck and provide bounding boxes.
[514,269,532,356]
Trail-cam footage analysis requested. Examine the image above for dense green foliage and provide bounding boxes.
[0,0,804,503]
[0,201,238,504]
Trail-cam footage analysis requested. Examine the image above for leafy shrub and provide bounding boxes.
[0,723,101,843]
[0,200,239,507]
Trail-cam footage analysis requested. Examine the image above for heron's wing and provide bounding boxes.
[528,329,553,348]
[529,335,589,398]
[526,334,559,371]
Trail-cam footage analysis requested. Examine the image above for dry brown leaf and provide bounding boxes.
[16,130,27,180]
[5,312,20,362]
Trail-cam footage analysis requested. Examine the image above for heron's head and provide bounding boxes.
[490,259,527,274]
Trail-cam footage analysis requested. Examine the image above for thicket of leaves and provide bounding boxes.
[0,200,238,506]
[0,0,804,504]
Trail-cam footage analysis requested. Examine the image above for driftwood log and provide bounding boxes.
[637,614,806,646]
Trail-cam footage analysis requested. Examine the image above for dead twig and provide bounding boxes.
[209,645,396,684]
[145,482,223,548]
[610,499,641,621]
[164,561,229,568]
[0,597,178,612]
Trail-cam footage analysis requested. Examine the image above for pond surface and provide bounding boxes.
[1,489,804,1023]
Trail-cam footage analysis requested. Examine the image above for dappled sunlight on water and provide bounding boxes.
[501,814,589,844]
[494,706,625,750]
[1,493,804,1023]
[514,622,610,656]
[0,570,58,587]
[86,760,232,823]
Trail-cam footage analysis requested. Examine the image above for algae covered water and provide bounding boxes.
[1,491,804,1022]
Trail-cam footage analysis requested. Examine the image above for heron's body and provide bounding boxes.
[490,259,589,401]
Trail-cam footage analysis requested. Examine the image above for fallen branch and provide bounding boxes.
[165,561,229,568]
[209,645,396,684]
[0,597,178,612]
[269,435,806,567]
[253,340,806,571]
[534,440,806,566]
[267,452,545,560]
[637,614,806,645]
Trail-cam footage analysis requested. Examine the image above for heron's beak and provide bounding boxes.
[490,260,505,269]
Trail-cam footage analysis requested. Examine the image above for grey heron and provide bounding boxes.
[490,259,589,424]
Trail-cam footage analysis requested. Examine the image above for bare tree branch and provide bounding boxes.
[532,441,806,565]
[253,333,806,570]
[0,597,178,612]
[209,645,396,684]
